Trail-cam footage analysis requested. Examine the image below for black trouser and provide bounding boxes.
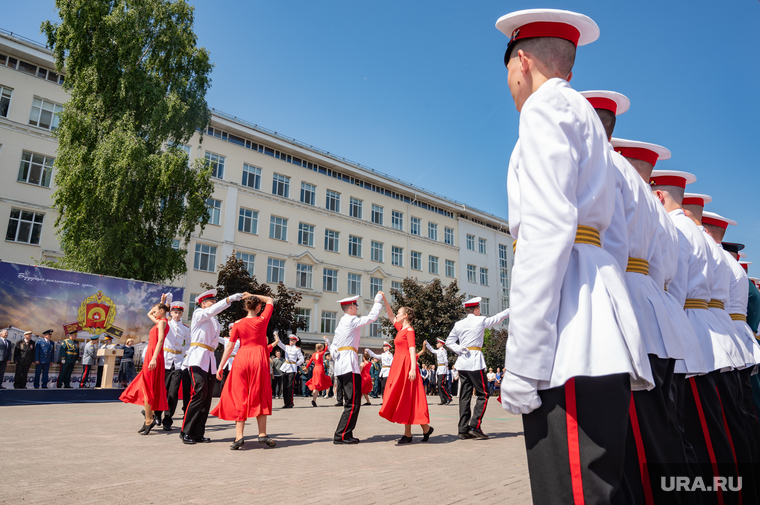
[14,362,31,389]
[739,367,760,478]
[452,379,458,396]
[163,365,182,427]
[96,365,104,387]
[334,372,362,442]
[181,366,216,440]
[272,375,283,397]
[336,374,344,404]
[457,369,489,434]
[57,362,74,387]
[180,368,191,414]
[80,364,93,387]
[524,373,630,505]
[0,360,7,387]
[379,376,387,398]
[282,372,295,407]
[438,374,452,403]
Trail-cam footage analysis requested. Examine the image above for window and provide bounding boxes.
[410,251,422,271]
[242,164,261,189]
[297,308,311,332]
[267,258,286,283]
[411,217,421,236]
[391,210,403,231]
[272,173,290,198]
[326,190,340,212]
[445,259,455,277]
[171,239,180,250]
[298,223,314,247]
[466,234,475,251]
[321,311,337,334]
[347,273,362,296]
[371,241,383,262]
[187,294,198,321]
[238,208,258,234]
[479,238,487,254]
[480,267,489,286]
[236,252,255,277]
[29,97,62,130]
[269,216,288,241]
[369,321,380,338]
[391,246,403,267]
[0,86,11,117]
[6,209,43,245]
[467,264,477,283]
[194,243,217,272]
[371,205,384,225]
[428,223,438,241]
[391,281,403,296]
[481,298,490,316]
[204,152,225,179]
[206,198,221,225]
[17,151,54,188]
[444,227,454,245]
[348,235,362,257]
[296,263,313,289]
[370,278,382,297]
[429,255,439,274]
[350,198,363,219]
[324,229,339,252]
[499,244,510,310]
[323,268,338,292]
[300,182,316,205]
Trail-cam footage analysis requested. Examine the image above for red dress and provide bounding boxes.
[379,322,430,425]
[211,304,273,421]
[361,361,373,395]
[120,318,169,411]
[305,349,332,391]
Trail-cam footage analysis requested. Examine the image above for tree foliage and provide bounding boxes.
[483,328,509,371]
[42,0,214,283]
[200,255,306,340]
[380,277,465,366]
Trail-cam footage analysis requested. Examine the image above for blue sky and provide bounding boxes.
[6,1,760,266]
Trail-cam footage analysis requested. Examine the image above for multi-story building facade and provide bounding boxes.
[0,30,513,348]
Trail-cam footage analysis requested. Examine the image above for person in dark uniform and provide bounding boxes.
[33,329,55,388]
[80,335,98,388]
[13,331,36,389]
[118,338,136,387]
[0,330,12,389]
[57,331,79,388]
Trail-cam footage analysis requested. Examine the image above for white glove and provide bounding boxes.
[374,292,383,303]
[323,336,331,344]
[460,347,471,358]
[500,369,542,415]
[164,292,173,306]
[228,293,244,302]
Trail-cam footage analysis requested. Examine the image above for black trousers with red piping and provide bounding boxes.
[457,369,489,434]
[163,365,182,428]
[523,373,630,505]
[438,373,452,403]
[282,372,296,407]
[181,366,216,440]
[334,372,361,442]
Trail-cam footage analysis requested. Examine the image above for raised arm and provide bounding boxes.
[424,341,435,353]
[355,292,385,328]
[365,348,381,360]
[382,293,396,324]
[483,307,510,329]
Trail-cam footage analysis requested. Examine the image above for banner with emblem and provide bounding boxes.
[0,262,183,344]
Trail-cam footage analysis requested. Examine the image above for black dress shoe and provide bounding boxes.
[230,438,245,450]
[334,402,343,407]
[196,436,211,443]
[363,401,371,406]
[140,420,156,435]
[181,434,196,445]
[397,435,413,444]
[422,425,434,442]
[162,425,172,432]
[458,432,475,440]
[469,427,489,440]
[333,438,360,445]
[64,386,73,389]
[258,436,276,447]
[438,402,447,405]
[311,400,317,407]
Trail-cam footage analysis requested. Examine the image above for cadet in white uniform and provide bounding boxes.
[162,299,189,431]
[276,334,304,408]
[180,289,249,445]
[365,341,393,398]
[446,297,509,439]
[326,293,384,444]
[425,339,452,405]
[496,10,653,504]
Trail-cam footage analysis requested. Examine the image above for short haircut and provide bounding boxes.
[652,185,685,204]
[511,37,576,76]
[594,109,616,140]
[342,302,357,313]
[703,223,726,242]
[465,305,479,315]
[626,158,655,182]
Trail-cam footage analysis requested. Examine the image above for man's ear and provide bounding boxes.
[566,70,573,82]
[518,49,530,74]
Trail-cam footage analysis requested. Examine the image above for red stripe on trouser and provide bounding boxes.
[341,374,356,440]
[182,370,197,433]
[475,369,489,429]
[629,395,655,505]
[689,378,724,505]
[565,377,586,505]
[80,365,89,386]
[715,386,743,505]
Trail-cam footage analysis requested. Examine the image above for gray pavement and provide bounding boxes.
[0,394,532,505]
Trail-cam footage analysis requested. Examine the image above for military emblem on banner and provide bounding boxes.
[77,290,117,335]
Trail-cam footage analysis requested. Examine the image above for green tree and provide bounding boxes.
[380,277,465,366]
[42,0,214,283]
[200,255,306,341]
[482,327,509,371]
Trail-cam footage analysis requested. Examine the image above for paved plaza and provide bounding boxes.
[0,395,531,505]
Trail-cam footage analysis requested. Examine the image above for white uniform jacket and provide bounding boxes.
[164,319,190,369]
[603,149,684,361]
[219,336,240,371]
[668,210,742,373]
[505,78,653,391]
[446,309,509,372]
[329,293,383,376]
[366,349,393,378]
[424,341,449,375]
[723,250,760,364]
[183,298,230,374]
[276,342,304,373]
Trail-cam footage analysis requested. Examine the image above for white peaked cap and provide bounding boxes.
[170,301,187,311]
[702,211,737,227]
[611,138,672,164]
[464,297,481,308]
[683,193,713,207]
[338,295,361,306]
[650,170,697,188]
[195,289,217,304]
[580,90,630,116]
[496,9,600,46]
[383,341,391,347]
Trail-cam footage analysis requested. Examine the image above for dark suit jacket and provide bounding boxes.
[0,338,11,361]
[14,339,35,365]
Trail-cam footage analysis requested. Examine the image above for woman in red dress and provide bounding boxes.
[211,295,277,450]
[305,343,332,407]
[378,298,433,444]
[120,296,170,435]
[360,351,374,406]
